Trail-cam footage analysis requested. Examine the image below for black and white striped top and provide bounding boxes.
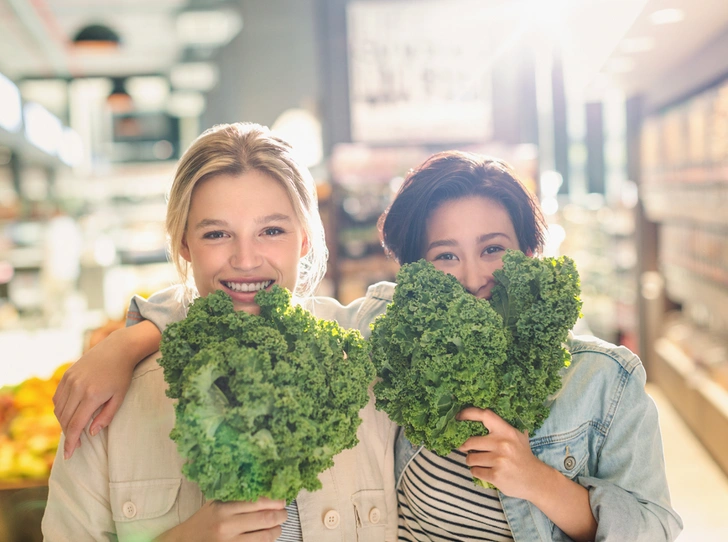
[398,448,514,541]
[279,499,303,541]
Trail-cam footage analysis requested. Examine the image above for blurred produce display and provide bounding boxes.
[0,362,71,483]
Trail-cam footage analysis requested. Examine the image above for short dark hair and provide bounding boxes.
[379,151,546,265]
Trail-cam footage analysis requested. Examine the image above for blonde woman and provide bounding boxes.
[43,123,396,541]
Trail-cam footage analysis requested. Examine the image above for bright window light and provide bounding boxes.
[24,102,62,155]
[58,128,84,167]
[0,72,22,132]
[649,8,684,26]
[271,109,323,168]
[604,56,636,73]
[619,36,655,54]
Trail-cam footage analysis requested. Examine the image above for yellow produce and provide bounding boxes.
[0,363,70,482]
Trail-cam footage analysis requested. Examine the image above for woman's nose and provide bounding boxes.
[461,261,491,298]
[230,238,262,269]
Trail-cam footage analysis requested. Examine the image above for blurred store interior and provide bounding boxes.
[1,0,728,539]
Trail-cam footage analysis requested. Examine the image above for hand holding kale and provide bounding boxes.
[159,287,374,503]
[370,250,582,456]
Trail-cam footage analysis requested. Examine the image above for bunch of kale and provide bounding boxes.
[370,250,582,456]
[159,287,373,502]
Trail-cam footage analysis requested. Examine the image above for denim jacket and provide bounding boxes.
[394,334,683,541]
[127,281,682,541]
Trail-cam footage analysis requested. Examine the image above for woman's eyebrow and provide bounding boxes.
[194,214,293,230]
[477,232,511,243]
[426,238,457,251]
[194,218,227,230]
[257,213,293,224]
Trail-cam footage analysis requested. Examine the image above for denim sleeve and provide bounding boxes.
[125,284,188,331]
[579,363,683,542]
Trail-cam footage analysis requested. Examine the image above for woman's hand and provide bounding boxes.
[53,321,161,459]
[458,407,597,541]
[157,499,288,542]
[457,407,551,501]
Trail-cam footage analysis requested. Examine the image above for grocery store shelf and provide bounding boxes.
[653,337,728,476]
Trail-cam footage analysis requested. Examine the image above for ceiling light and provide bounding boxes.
[176,9,243,47]
[72,23,121,49]
[169,62,219,92]
[619,36,655,54]
[271,109,323,168]
[166,91,206,118]
[649,8,684,26]
[107,78,133,113]
[125,76,170,110]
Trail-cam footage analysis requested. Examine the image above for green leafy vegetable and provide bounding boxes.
[159,287,374,502]
[370,250,582,457]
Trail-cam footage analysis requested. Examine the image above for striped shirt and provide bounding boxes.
[279,499,303,541]
[398,448,513,541]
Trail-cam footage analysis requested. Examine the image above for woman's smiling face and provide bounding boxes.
[180,170,307,315]
[424,196,521,300]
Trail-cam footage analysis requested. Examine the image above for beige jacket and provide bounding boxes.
[42,353,397,542]
[42,287,399,542]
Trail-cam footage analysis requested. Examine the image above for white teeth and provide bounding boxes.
[224,280,272,293]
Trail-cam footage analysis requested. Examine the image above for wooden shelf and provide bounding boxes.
[653,337,728,476]
[0,479,48,491]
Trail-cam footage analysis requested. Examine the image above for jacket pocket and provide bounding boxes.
[110,478,181,539]
[530,424,590,479]
[351,489,387,541]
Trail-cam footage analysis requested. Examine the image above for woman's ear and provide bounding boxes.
[180,234,192,262]
[300,234,310,258]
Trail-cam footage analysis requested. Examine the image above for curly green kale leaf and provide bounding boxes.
[159,287,374,502]
[370,251,582,456]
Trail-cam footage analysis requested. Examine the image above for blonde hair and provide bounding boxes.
[166,122,327,297]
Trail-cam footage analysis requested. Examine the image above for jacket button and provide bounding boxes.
[369,507,381,524]
[122,501,137,519]
[564,455,576,470]
[323,509,340,529]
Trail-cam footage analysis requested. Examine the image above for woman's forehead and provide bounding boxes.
[427,197,515,234]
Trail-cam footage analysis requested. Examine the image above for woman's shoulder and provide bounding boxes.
[566,333,643,376]
[132,351,164,381]
[300,281,396,334]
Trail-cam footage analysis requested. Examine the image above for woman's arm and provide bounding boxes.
[576,362,682,541]
[458,408,597,542]
[53,320,162,459]
[53,285,187,459]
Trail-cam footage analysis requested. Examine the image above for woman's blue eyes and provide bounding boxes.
[202,227,285,239]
